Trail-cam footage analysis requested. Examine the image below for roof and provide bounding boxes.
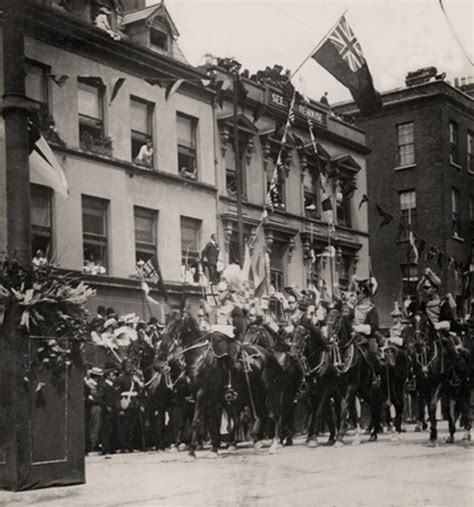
[122,3,179,37]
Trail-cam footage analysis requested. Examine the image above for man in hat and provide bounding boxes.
[418,268,457,335]
[351,278,383,381]
[97,363,119,455]
[94,6,121,40]
[201,233,220,284]
[388,301,405,346]
[84,366,104,453]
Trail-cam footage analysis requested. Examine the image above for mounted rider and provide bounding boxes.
[350,277,384,382]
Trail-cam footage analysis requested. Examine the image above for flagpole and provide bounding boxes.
[290,9,348,79]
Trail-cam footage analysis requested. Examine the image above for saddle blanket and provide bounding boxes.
[210,324,234,338]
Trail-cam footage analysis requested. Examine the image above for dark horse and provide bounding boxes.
[332,308,383,445]
[405,312,470,445]
[157,309,284,456]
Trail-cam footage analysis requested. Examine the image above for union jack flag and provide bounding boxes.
[328,16,365,72]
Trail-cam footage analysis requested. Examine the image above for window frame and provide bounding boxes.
[449,121,460,167]
[269,242,287,293]
[30,184,53,257]
[134,206,158,265]
[401,263,419,298]
[396,122,415,167]
[78,78,105,139]
[399,189,417,240]
[25,59,50,109]
[177,112,198,180]
[467,131,474,174]
[180,216,201,263]
[336,183,352,228]
[82,195,109,273]
[451,187,461,237]
[130,96,154,167]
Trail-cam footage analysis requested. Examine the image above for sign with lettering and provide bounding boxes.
[270,92,327,127]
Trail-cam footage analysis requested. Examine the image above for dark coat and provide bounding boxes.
[201,241,219,265]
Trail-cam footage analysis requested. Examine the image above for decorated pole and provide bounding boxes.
[233,72,245,269]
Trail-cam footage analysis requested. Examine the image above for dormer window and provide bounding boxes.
[150,28,169,52]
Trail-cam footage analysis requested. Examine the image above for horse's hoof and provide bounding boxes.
[284,439,293,447]
[206,451,218,459]
[390,433,401,442]
[462,431,471,441]
[307,439,318,448]
[334,440,344,448]
[178,443,187,452]
[445,435,454,444]
[414,425,421,433]
[369,434,377,442]
[427,439,437,448]
[268,443,279,455]
[228,444,237,451]
[254,441,264,451]
[169,445,178,453]
[196,444,204,451]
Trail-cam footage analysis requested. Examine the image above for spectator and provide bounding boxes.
[97,363,119,455]
[32,249,48,268]
[320,91,329,106]
[94,7,121,41]
[201,233,220,284]
[135,140,153,168]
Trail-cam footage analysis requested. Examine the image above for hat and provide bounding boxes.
[423,268,441,287]
[390,301,402,317]
[104,318,117,329]
[89,366,103,376]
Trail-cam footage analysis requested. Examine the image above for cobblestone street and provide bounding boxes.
[1,423,472,507]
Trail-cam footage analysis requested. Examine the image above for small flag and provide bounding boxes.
[358,193,369,210]
[110,77,125,103]
[141,280,160,305]
[321,196,333,212]
[409,229,419,264]
[311,15,382,116]
[165,79,184,100]
[137,256,168,301]
[375,204,393,229]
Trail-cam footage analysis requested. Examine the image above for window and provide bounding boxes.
[468,132,474,173]
[399,190,416,240]
[451,187,460,237]
[177,113,198,180]
[450,121,460,166]
[270,242,286,292]
[30,184,52,257]
[180,216,201,262]
[78,78,104,143]
[150,29,169,52]
[267,181,285,210]
[401,264,419,298]
[130,97,153,167]
[226,168,237,197]
[134,207,157,264]
[469,195,474,223]
[336,181,352,227]
[25,61,48,107]
[397,122,415,166]
[337,253,353,291]
[304,192,318,218]
[82,196,108,274]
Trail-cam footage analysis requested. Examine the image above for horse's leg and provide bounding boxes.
[390,385,404,441]
[368,387,383,443]
[268,388,283,454]
[189,388,205,457]
[461,384,472,441]
[313,387,331,447]
[206,400,221,456]
[428,383,441,446]
[305,391,317,445]
[336,383,357,446]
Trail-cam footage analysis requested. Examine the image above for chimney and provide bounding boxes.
[461,77,466,86]
[454,77,459,88]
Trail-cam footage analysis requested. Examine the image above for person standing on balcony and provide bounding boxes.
[201,233,220,284]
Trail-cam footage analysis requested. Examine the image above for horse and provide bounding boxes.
[157,308,284,456]
[304,309,343,447]
[380,338,409,440]
[332,309,383,445]
[404,311,470,445]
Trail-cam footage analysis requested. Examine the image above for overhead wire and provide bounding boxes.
[438,0,473,66]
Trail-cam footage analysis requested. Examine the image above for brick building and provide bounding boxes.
[335,71,474,325]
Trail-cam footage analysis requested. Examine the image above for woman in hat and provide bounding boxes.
[94,6,121,40]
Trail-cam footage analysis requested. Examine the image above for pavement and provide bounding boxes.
[1,423,472,507]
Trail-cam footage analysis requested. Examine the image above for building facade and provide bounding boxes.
[335,71,474,325]
[1,1,371,319]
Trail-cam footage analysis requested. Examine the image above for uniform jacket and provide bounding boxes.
[97,379,119,411]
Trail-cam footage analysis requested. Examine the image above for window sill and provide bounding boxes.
[450,161,462,170]
[394,164,416,171]
[452,234,465,243]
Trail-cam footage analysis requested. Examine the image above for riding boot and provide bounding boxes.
[368,338,382,386]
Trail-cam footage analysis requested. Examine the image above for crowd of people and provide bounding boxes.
[83,266,473,456]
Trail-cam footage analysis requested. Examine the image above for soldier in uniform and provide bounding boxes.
[351,278,383,382]
[388,301,405,347]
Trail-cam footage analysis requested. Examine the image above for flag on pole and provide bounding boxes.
[311,15,382,116]
[409,229,419,264]
[110,77,125,103]
[375,204,393,229]
[141,280,160,305]
[28,123,69,198]
[358,193,369,210]
[137,256,168,301]
[321,196,333,212]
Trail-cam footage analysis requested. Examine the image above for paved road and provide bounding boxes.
[1,423,472,507]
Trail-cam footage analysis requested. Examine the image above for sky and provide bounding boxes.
[149,0,473,104]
